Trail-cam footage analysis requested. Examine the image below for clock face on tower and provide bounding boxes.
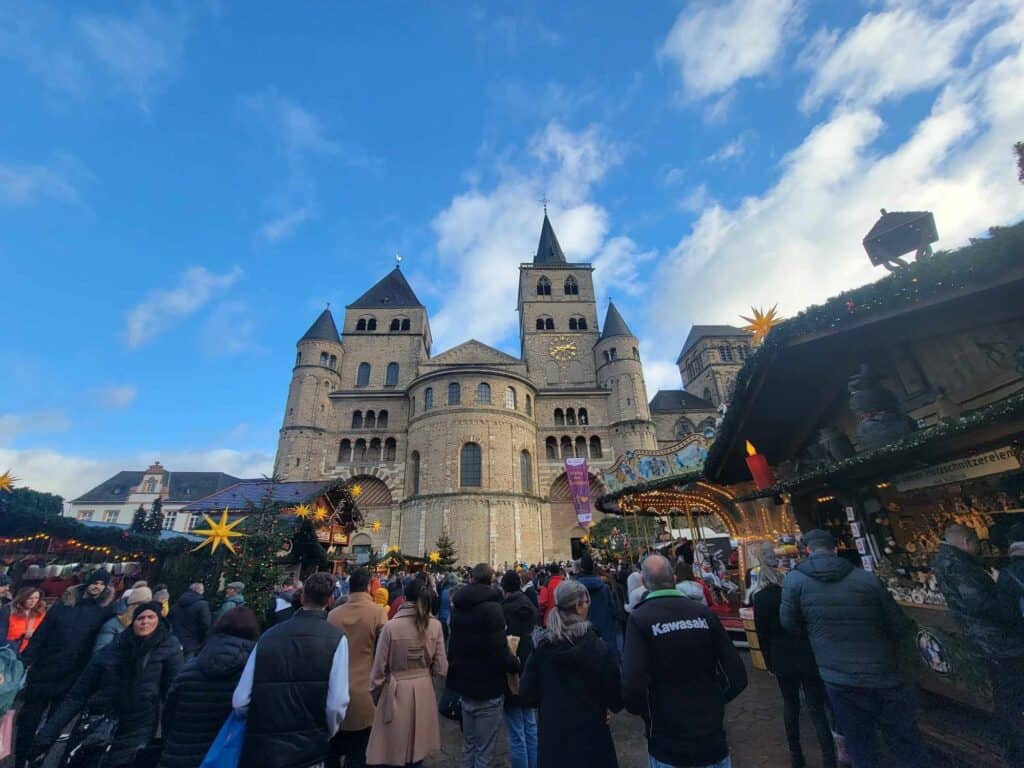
[548,335,578,361]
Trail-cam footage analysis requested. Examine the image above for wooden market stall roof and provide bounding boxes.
[704,221,1024,487]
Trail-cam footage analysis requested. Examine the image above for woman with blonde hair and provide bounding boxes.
[366,578,448,768]
[520,580,622,768]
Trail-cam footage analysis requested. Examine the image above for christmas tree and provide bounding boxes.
[221,487,288,623]
[145,497,165,535]
[433,533,457,571]
[130,504,148,534]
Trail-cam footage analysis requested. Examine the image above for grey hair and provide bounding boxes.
[944,524,977,545]
[542,580,590,644]
[641,554,675,591]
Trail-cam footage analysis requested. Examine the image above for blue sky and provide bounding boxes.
[2,0,1023,498]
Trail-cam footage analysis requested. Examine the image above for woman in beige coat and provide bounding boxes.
[366,578,448,768]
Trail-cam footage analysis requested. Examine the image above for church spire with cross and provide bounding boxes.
[533,211,566,265]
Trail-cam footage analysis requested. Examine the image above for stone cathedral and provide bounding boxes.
[274,215,727,564]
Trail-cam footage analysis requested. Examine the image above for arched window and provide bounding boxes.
[703,387,712,402]
[477,382,491,405]
[603,350,611,363]
[566,408,576,426]
[719,346,733,362]
[554,408,565,426]
[448,382,461,406]
[564,276,579,295]
[578,407,588,425]
[520,450,533,493]
[545,437,558,460]
[320,351,329,366]
[410,451,421,494]
[578,317,588,330]
[364,410,376,429]
[575,436,587,457]
[610,348,618,360]
[545,318,554,330]
[505,387,516,410]
[367,318,377,331]
[526,394,533,416]
[338,439,351,463]
[560,436,573,458]
[460,443,482,487]
[569,318,578,331]
[369,438,382,461]
[424,387,434,409]
[351,410,363,429]
[589,436,603,458]
[537,276,551,295]
[354,439,367,462]
[675,418,694,438]
[389,318,400,331]
[385,362,399,387]
[356,318,367,331]
[401,318,411,331]
[410,396,416,417]
[329,354,337,369]
[378,410,389,429]
[296,351,302,365]
[384,437,397,461]
[356,362,371,387]
[536,318,545,330]
[632,347,639,360]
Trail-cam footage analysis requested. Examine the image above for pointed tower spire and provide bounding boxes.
[300,308,341,343]
[600,301,634,339]
[348,267,424,309]
[533,214,566,264]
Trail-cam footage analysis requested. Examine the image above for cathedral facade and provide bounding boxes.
[273,215,723,565]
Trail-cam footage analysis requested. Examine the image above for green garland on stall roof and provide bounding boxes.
[706,220,1024,477]
[729,390,1024,502]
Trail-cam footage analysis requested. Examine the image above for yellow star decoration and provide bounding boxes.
[371,520,382,532]
[292,503,311,519]
[192,509,247,555]
[429,550,441,563]
[740,305,782,345]
[312,504,329,522]
[0,470,17,493]
[350,484,363,498]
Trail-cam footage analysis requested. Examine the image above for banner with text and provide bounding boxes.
[565,458,593,528]
[892,446,1021,492]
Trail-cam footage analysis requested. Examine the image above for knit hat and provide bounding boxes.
[132,601,163,621]
[226,581,244,591]
[373,587,389,606]
[86,569,112,586]
[126,586,153,605]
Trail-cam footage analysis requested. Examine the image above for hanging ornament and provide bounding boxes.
[0,470,17,493]
[291,503,312,519]
[371,520,382,532]
[350,484,363,498]
[192,508,247,555]
[313,504,329,523]
[740,305,782,345]
[428,550,441,563]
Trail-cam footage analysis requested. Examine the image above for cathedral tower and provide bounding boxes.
[275,308,343,480]
[517,215,600,388]
[594,302,657,453]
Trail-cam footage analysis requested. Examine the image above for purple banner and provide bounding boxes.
[565,458,593,528]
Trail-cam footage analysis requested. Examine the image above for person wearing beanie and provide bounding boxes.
[17,566,120,764]
[214,581,246,622]
[372,585,390,622]
[94,586,154,654]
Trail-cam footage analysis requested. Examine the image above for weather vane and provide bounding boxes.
[395,253,403,268]
[539,194,549,215]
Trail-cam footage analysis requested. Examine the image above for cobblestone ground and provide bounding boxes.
[427,653,833,768]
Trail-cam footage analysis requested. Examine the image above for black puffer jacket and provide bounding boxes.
[168,589,212,656]
[159,633,255,768]
[502,591,538,707]
[933,543,1024,659]
[780,553,909,688]
[447,582,519,700]
[996,551,1024,626]
[35,642,119,748]
[23,585,117,697]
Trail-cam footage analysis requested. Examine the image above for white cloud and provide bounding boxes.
[800,0,1011,111]
[430,123,622,351]
[642,356,684,397]
[0,411,70,444]
[679,184,713,213]
[592,236,658,306]
[93,385,136,409]
[0,162,78,205]
[199,300,259,356]
[124,265,243,348]
[650,6,1024,347]
[261,207,311,242]
[660,0,803,99]
[0,446,274,500]
[707,136,746,163]
[663,167,686,187]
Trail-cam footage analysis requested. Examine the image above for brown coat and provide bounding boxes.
[365,604,449,767]
[327,591,386,733]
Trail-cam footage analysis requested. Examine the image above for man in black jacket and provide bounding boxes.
[501,570,538,768]
[448,563,520,768]
[233,572,349,768]
[622,554,747,768]
[17,569,119,764]
[168,582,212,659]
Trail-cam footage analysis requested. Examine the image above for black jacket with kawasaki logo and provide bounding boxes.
[622,589,747,767]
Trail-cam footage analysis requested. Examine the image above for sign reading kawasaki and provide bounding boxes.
[892,446,1021,492]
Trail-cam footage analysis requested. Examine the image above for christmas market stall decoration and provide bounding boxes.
[702,218,1024,765]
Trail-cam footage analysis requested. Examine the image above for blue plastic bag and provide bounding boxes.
[200,711,245,768]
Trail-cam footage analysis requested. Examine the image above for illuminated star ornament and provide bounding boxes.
[740,305,782,345]
[0,470,17,493]
[313,504,329,523]
[291,503,311,519]
[192,509,247,554]
[429,550,441,563]
[371,520,382,532]
[350,484,363,498]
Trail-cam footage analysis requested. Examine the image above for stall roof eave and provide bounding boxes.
[595,470,705,513]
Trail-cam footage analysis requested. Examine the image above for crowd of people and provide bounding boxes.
[0,520,1020,767]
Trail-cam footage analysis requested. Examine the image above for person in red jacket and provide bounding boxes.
[538,564,564,624]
